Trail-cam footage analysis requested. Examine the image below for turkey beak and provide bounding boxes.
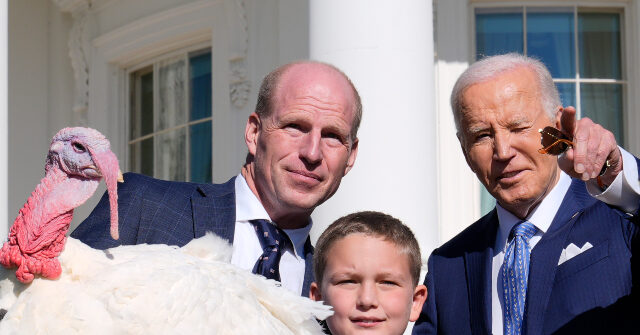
[84,165,103,179]
[50,141,63,153]
[86,165,122,182]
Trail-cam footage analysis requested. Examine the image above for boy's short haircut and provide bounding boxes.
[314,211,422,286]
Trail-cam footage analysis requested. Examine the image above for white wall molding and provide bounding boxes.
[225,0,250,110]
[93,1,221,67]
[68,10,89,124]
[51,0,88,13]
[52,0,91,124]
[229,56,250,109]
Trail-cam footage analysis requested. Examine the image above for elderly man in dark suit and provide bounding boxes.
[413,53,639,335]
[71,61,361,297]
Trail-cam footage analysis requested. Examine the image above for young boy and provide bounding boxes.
[310,211,427,335]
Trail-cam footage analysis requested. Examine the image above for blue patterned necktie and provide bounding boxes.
[251,219,289,281]
[502,221,537,335]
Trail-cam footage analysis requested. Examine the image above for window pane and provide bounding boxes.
[155,128,187,181]
[556,82,576,107]
[130,70,154,138]
[129,138,154,177]
[578,12,621,79]
[527,8,574,78]
[475,8,523,59]
[158,58,187,131]
[190,122,212,183]
[580,83,623,143]
[190,52,212,121]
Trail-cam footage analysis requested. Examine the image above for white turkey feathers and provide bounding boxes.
[0,233,332,334]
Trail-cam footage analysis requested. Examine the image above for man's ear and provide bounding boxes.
[309,282,322,301]
[245,113,261,156]
[409,284,428,322]
[343,137,359,175]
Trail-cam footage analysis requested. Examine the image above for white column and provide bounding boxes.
[0,0,7,236]
[309,1,438,260]
[434,0,480,244]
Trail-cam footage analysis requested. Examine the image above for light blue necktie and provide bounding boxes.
[502,221,537,335]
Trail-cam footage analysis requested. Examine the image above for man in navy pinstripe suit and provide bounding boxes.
[413,53,639,334]
[71,61,361,297]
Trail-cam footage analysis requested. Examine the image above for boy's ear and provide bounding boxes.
[309,282,322,301]
[409,284,428,322]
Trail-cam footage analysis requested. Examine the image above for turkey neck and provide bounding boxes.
[15,167,100,250]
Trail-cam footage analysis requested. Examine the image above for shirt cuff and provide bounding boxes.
[586,146,640,213]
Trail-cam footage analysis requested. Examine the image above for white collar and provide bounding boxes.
[235,173,271,222]
[495,171,572,250]
[234,174,312,257]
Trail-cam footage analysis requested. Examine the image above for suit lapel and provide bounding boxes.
[525,179,595,335]
[465,209,499,335]
[191,177,237,243]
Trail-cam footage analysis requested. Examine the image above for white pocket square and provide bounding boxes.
[558,242,593,265]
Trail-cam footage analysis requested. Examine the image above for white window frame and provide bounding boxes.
[86,0,247,184]
[126,43,212,182]
[471,2,629,141]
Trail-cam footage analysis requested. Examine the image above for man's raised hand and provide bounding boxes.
[556,106,622,187]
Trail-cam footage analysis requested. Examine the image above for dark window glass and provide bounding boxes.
[527,8,574,78]
[581,83,624,144]
[556,82,576,107]
[190,52,212,121]
[476,8,523,59]
[190,122,212,183]
[579,13,621,79]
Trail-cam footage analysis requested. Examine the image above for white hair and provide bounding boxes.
[450,53,561,133]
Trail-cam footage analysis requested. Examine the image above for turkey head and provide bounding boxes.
[0,127,122,283]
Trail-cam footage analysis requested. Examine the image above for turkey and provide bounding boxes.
[0,127,331,334]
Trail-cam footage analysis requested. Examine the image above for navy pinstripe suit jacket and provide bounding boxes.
[71,172,315,297]
[413,157,640,335]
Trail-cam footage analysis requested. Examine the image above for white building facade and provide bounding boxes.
[2,0,639,284]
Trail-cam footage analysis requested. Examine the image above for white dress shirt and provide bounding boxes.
[230,174,311,295]
[490,147,640,334]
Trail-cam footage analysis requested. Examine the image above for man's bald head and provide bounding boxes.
[254,61,362,139]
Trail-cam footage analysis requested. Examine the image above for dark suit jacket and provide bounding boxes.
[413,159,640,335]
[71,172,315,296]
